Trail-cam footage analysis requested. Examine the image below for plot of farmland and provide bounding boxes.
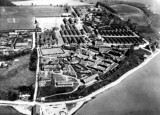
[110,4,144,14]
[110,4,149,26]
[0,6,66,31]
[123,14,148,26]
[0,55,36,91]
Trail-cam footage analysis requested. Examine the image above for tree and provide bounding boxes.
[0,0,15,6]
[29,48,37,71]
[8,90,18,101]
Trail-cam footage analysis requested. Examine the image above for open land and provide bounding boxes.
[0,55,36,91]
[0,0,160,115]
[111,4,143,14]
[0,6,67,31]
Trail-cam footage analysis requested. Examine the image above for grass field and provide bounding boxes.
[40,47,64,56]
[123,14,148,26]
[109,3,149,27]
[11,0,90,5]
[0,6,66,30]
[0,55,36,91]
[111,4,143,14]
[150,14,160,30]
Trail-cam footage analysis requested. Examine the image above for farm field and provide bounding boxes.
[111,4,143,14]
[110,3,149,26]
[123,14,148,26]
[0,6,66,31]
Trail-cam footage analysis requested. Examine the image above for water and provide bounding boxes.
[1,0,160,115]
[75,52,160,115]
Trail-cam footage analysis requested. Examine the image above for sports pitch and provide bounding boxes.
[0,6,65,31]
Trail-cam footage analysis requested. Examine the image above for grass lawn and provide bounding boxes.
[40,47,64,56]
[123,14,148,26]
[0,55,36,91]
[38,86,74,97]
[150,14,160,30]
[111,4,143,14]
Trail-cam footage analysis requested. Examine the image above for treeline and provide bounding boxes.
[0,0,16,6]
[96,2,117,14]
[0,90,18,101]
[0,49,31,61]
[0,85,34,101]
[29,48,37,71]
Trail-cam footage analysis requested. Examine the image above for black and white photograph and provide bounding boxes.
[0,0,160,115]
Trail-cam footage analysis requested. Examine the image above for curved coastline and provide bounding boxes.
[68,49,160,115]
[0,49,159,115]
[74,50,160,114]
[0,1,160,115]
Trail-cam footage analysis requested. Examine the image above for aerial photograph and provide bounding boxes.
[0,0,160,115]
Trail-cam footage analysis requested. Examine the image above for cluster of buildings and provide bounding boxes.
[38,56,76,88]
[60,18,85,44]
[73,46,127,81]
[36,3,149,97]
[78,4,148,48]
[31,3,154,115]
[0,31,33,55]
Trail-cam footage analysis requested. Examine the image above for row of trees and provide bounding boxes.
[0,85,35,101]
[29,48,37,71]
[0,90,18,101]
[0,0,15,6]
[0,49,31,61]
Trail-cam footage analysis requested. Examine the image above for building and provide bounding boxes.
[82,74,99,84]
[32,105,41,115]
[15,42,30,49]
[19,93,31,101]
[55,81,73,87]
[39,71,52,87]
[61,13,72,17]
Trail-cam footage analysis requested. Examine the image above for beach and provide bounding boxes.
[74,51,160,115]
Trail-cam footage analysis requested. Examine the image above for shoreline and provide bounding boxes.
[67,48,160,115]
[0,1,160,114]
[0,49,159,115]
